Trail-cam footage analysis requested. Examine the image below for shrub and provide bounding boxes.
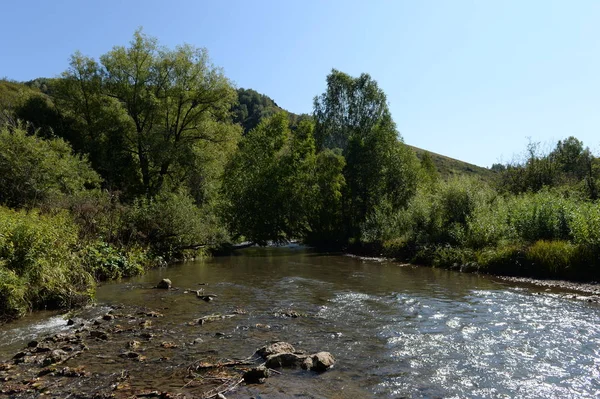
[0,125,101,209]
[82,241,147,281]
[569,202,600,249]
[526,240,576,278]
[0,207,95,320]
[506,190,574,242]
[465,197,511,249]
[127,190,228,258]
[477,245,528,276]
[0,266,27,319]
[432,245,476,270]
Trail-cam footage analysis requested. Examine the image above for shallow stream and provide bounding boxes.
[2,246,600,398]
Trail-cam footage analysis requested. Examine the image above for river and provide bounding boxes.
[2,246,600,398]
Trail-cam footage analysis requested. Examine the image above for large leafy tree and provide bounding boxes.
[56,30,240,198]
[313,69,419,239]
[222,112,318,243]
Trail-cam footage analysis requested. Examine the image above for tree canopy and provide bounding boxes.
[56,29,241,198]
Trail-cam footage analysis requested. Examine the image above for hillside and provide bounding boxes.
[408,145,496,181]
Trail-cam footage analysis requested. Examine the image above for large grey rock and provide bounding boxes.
[156,278,172,289]
[301,351,336,372]
[256,341,295,359]
[265,352,307,369]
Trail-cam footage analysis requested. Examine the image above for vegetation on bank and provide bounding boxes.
[1,29,600,320]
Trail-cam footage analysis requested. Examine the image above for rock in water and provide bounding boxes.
[256,341,296,359]
[301,351,336,372]
[243,366,270,384]
[265,353,307,368]
[156,279,172,289]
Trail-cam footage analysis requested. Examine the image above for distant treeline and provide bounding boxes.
[1,29,599,320]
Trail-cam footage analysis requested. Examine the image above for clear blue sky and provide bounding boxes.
[2,0,600,167]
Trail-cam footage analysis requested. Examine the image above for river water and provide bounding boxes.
[2,246,600,398]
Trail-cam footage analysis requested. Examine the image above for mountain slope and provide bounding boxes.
[408,145,496,180]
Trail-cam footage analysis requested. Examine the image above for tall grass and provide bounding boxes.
[0,208,94,319]
[371,177,600,281]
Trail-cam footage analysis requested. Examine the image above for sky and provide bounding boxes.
[2,0,600,167]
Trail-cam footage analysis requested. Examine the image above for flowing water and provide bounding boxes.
[2,246,600,398]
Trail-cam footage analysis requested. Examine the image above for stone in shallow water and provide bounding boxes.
[265,353,307,368]
[156,279,172,289]
[301,351,336,372]
[256,341,296,359]
[243,366,270,384]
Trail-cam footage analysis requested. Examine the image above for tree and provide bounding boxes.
[232,88,281,134]
[313,69,419,239]
[313,69,392,152]
[57,29,241,198]
[222,112,317,243]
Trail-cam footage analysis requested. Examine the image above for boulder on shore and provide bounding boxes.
[156,279,172,289]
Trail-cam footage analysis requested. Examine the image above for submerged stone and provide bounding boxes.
[156,279,172,289]
[243,366,270,384]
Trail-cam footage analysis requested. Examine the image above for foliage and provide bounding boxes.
[232,88,282,134]
[82,241,147,281]
[304,149,346,245]
[525,240,576,278]
[0,207,95,320]
[222,112,317,243]
[56,29,241,197]
[497,138,599,200]
[127,190,225,257]
[0,125,101,208]
[314,69,420,239]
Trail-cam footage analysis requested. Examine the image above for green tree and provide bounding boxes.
[222,112,317,243]
[305,149,346,245]
[313,69,419,239]
[58,29,240,198]
[232,88,281,134]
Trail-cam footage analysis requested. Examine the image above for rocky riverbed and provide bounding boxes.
[0,283,335,399]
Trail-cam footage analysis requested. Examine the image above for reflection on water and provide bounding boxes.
[1,247,600,398]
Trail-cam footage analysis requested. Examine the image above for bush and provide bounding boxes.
[477,245,528,276]
[0,125,101,208]
[506,190,574,242]
[432,245,476,270]
[465,197,511,249]
[82,241,147,281]
[0,207,95,320]
[569,202,600,249]
[0,266,27,319]
[127,190,228,258]
[526,240,576,278]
